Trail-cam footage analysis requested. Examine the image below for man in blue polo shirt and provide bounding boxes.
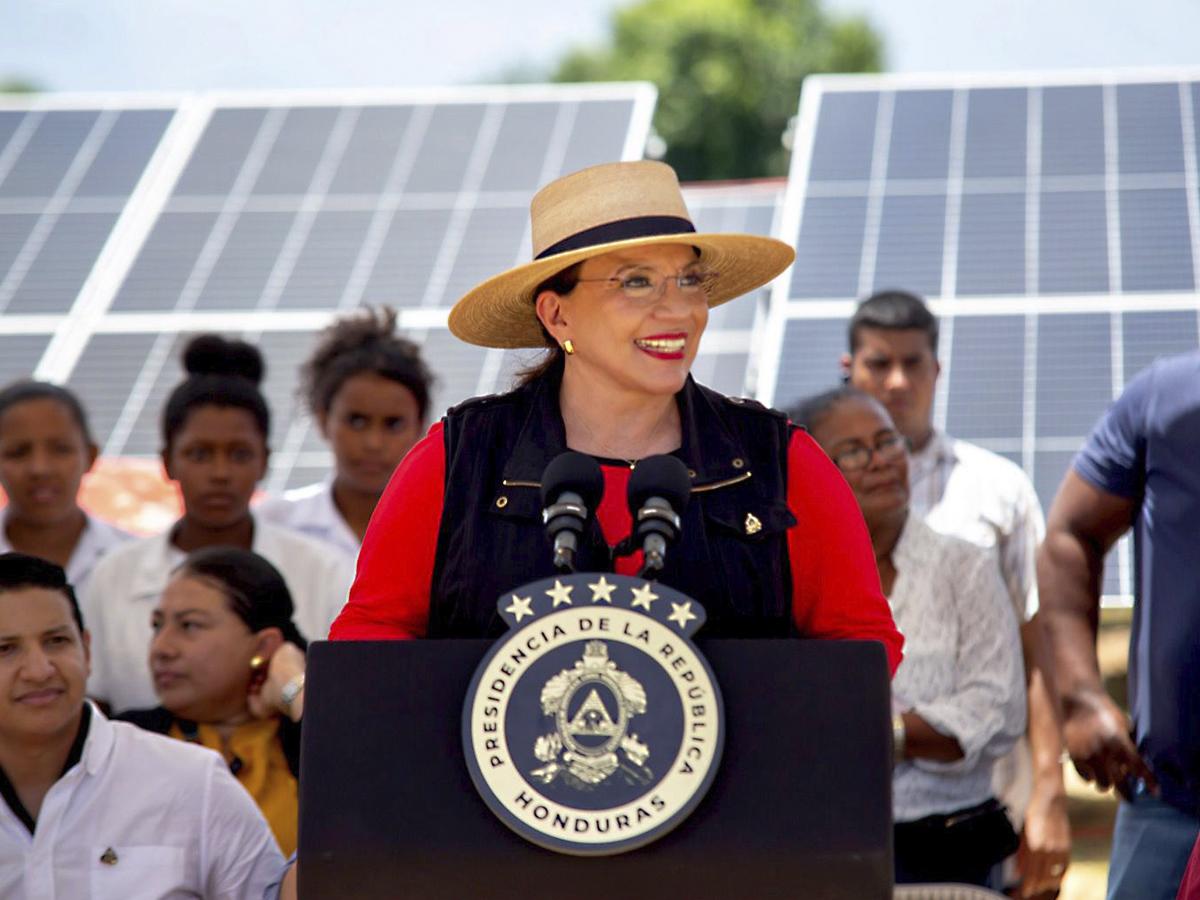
[1039,350,1200,900]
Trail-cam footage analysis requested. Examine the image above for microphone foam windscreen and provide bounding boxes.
[627,455,692,514]
[540,451,605,509]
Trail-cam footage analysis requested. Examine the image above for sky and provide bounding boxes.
[4,0,1200,94]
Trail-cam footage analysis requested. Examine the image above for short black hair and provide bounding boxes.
[0,380,96,446]
[788,386,877,435]
[0,552,85,633]
[162,335,270,451]
[848,290,939,355]
[302,307,434,423]
[174,547,307,648]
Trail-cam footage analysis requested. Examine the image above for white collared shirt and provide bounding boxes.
[907,431,1045,824]
[81,512,354,712]
[0,704,283,900]
[0,511,133,595]
[256,480,359,562]
[890,514,1026,822]
[908,431,1044,622]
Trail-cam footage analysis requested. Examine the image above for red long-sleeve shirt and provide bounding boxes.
[331,424,903,676]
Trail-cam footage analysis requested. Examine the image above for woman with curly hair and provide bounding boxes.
[258,307,434,559]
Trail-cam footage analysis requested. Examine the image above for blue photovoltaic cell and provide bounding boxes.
[0,334,52,385]
[75,109,172,197]
[480,103,562,192]
[790,195,866,299]
[0,111,25,156]
[556,100,637,175]
[5,212,118,314]
[886,90,953,180]
[963,88,1027,178]
[193,211,296,310]
[173,108,268,196]
[66,333,161,447]
[1122,310,1200,380]
[327,105,413,195]
[872,193,945,297]
[251,107,341,195]
[1035,314,1112,438]
[1119,188,1195,291]
[112,212,220,311]
[277,210,375,309]
[361,208,454,308]
[807,91,878,182]
[1116,83,1185,175]
[1039,190,1109,293]
[1193,84,1200,167]
[439,205,529,306]
[0,214,38,284]
[956,192,1025,295]
[0,110,99,198]
[1041,86,1105,177]
[405,104,486,193]
[1033,450,1075,514]
[773,318,845,410]
[945,315,1025,440]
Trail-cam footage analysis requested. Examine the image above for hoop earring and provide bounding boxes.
[563,339,575,356]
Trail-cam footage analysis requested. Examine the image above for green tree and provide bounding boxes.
[0,77,42,93]
[552,0,881,180]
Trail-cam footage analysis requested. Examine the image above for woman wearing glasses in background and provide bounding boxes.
[329,160,902,668]
[793,386,1026,888]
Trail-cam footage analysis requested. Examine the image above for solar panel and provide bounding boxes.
[764,70,1200,602]
[11,85,654,493]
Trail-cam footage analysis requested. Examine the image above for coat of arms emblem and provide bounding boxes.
[462,572,724,855]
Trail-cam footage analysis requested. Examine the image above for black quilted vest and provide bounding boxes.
[427,361,797,639]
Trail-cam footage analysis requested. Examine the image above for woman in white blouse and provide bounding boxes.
[793,386,1026,887]
[0,381,131,592]
[258,307,433,560]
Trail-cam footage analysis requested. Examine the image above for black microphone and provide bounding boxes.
[626,455,692,579]
[540,452,604,573]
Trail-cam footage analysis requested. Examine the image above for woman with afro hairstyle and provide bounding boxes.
[258,307,433,559]
[83,335,352,713]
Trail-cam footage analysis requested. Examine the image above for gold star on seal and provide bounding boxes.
[505,594,534,622]
[545,579,574,607]
[668,601,697,629]
[630,582,659,610]
[588,576,617,603]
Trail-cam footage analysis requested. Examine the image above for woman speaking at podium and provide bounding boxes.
[330,160,901,672]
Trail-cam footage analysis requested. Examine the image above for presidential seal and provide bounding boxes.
[462,573,724,855]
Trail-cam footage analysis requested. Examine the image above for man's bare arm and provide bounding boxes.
[1037,470,1154,798]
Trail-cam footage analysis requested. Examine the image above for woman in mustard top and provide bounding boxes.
[122,547,308,855]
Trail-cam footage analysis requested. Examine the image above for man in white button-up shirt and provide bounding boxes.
[844,290,1069,898]
[0,552,282,900]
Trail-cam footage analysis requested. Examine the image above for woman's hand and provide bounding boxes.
[248,642,307,722]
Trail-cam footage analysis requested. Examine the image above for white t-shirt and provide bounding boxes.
[81,513,353,712]
[908,431,1046,825]
[256,480,359,562]
[0,704,283,900]
[0,510,133,596]
[890,514,1027,822]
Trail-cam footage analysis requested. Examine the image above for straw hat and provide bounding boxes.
[447,161,796,348]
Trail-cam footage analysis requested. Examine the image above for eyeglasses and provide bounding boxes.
[831,433,907,473]
[574,267,718,302]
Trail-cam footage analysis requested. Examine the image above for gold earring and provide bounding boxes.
[563,339,575,356]
[250,655,266,672]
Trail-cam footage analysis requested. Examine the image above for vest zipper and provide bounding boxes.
[691,471,752,493]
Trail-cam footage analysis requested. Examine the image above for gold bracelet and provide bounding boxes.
[892,713,906,765]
